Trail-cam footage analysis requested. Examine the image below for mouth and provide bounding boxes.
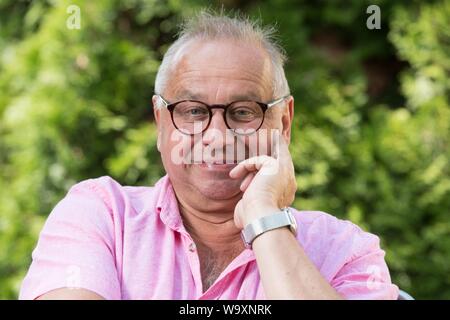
[198,161,238,170]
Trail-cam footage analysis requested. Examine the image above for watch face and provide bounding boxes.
[240,230,252,249]
[287,209,298,235]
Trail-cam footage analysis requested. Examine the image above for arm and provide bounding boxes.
[230,134,342,299]
[251,209,342,299]
[19,178,122,300]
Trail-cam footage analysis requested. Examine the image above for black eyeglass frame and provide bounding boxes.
[156,94,289,135]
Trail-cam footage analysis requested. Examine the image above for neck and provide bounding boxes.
[178,200,244,253]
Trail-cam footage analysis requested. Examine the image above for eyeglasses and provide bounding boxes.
[156,94,289,135]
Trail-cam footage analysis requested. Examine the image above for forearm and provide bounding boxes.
[252,221,343,300]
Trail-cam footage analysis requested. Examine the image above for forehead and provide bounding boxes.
[167,39,273,102]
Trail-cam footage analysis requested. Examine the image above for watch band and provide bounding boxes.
[241,207,297,249]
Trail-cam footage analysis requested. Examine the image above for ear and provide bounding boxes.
[152,95,161,127]
[281,96,294,145]
[152,95,162,152]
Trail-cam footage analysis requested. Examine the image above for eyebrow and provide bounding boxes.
[229,92,263,101]
[174,89,203,101]
[174,89,263,103]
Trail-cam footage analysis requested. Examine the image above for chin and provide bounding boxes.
[193,174,242,200]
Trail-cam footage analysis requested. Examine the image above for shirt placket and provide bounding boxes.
[157,183,257,299]
[178,227,256,299]
[198,248,256,299]
[180,232,204,298]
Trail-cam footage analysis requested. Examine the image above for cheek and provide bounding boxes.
[159,127,194,169]
[252,116,282,157]
[263,111,283,130]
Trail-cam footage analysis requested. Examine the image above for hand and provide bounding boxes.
[229,133,297,229]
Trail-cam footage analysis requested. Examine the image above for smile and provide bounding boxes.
[198,161,237,170]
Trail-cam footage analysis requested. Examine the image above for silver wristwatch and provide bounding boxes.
[241,207,297,249]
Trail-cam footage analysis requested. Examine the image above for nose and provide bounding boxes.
[202,109,229,146]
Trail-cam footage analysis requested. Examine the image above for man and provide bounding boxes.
[20,12,398,300]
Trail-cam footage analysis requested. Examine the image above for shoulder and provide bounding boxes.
[291,209,377,239]
[47,175,168,228]
[290,209,382,261]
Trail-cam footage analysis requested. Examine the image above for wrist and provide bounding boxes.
[240,207,297,249]
[242,204,280,227]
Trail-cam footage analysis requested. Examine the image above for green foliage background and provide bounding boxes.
[0,0,449,299]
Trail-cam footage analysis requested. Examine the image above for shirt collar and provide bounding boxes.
[154,174,257,266]
[155,174,185,233]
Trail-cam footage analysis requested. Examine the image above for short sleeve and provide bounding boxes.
[330,225,399,300]
[19,180,122,300]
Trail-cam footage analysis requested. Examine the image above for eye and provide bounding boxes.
[228,108,259,123]
[228,102,261,120]
[187,107,208,116]
[174,102,209,118]
[233,108,253,116]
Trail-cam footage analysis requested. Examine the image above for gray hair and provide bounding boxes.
[154,10,290,106]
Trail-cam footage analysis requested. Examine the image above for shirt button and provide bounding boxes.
[189,242,196,252]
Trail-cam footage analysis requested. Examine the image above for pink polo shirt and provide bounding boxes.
[19,175,398,300]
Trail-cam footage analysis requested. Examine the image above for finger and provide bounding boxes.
[229,157,257,178]
[229,155,274,179]
[240,172,255,192]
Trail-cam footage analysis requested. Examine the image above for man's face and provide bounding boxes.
[153,39,292,201]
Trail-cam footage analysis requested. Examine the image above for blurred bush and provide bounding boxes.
[0,0,448,299]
